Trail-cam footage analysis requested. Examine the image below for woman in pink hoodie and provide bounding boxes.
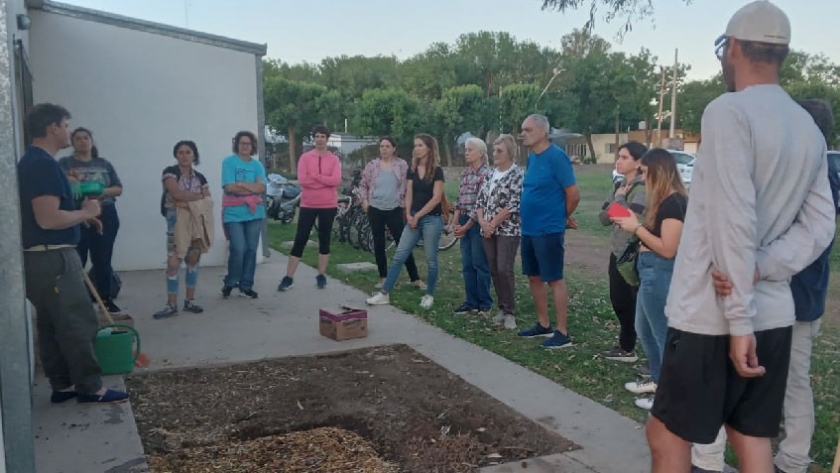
[278,125,342,291]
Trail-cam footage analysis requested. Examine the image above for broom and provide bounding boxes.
[83,272,150,368]
[832,431,839,473]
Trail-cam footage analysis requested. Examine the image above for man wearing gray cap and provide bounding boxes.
[644,2,836,472]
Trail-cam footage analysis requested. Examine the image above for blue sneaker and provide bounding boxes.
[541,330,573,349]
[517,323,553,338]
[316,274,327,289]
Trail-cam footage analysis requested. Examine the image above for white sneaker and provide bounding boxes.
[503,314,517,330]
[491,310,505,325]
[624,379,657,394]
[366,292,390,306]
[374,279,384,289]
[420,295,434,309]
[635,398,654,410]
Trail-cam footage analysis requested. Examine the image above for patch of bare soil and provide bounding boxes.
[128,344,576,473]
[565,230,611,277]
[147,427,398,473]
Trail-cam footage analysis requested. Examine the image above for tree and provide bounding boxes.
[399,43,460,100]
[263,58,320,83]
[499,84,546,134]
[555,47,640,160]
[263,77,332,173]
[677,75,724,134]
[352,88,426,151]
[436,84,495,162]
[540,0,693,35]
[560,28,611,58]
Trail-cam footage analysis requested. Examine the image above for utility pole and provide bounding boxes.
[670,48,679,139]
[656,67,666,147]
[614,105,620,160]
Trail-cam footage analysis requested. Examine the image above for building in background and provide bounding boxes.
[0,1,267,470]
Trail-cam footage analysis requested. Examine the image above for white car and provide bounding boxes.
[612,149,696,185]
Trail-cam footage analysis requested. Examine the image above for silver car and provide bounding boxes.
[612,149,696,185]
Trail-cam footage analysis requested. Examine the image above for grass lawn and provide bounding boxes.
[268,164,840,472]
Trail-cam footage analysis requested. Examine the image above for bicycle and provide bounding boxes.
[356,208,458,253]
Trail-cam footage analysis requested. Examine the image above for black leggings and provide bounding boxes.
[291,207,337,257]
[608,252,638,352]
[368,206,420,281]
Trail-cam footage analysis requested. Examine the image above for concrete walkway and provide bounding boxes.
[34,250,652,473]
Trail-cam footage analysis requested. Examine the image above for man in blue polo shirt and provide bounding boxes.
[19,103,128,404]
[516,114,580,349]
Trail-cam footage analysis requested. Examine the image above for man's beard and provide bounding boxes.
[722,62,736,93]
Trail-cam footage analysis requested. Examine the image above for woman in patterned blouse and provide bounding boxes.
[474,134,524,330]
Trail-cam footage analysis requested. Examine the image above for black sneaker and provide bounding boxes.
[183,299,204,313]
[105,299,122,314]
[316,274,327,289]
[240,289,258,299]
[221,285,233,299]
[277,276,294,291]
[453,303,474,315]
[153,304,178,320]
[602,346,639,363]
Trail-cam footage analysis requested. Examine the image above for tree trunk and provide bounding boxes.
[443,136,454,167]
[614,106,620,161]
[585,133,596,164]
[288,126,297,174]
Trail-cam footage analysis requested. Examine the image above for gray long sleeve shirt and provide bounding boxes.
[665,85,835,337]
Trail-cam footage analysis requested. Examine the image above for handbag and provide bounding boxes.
[616,237,640,287]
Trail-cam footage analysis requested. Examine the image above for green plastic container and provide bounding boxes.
[80,180,105,197]
[94,324,140,375]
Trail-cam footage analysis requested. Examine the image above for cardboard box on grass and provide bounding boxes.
[319,305,368,341]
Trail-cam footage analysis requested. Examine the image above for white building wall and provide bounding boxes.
[28,9,262,271]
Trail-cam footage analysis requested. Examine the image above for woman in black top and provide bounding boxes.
[366,134,444,310]
[611,148,687,411]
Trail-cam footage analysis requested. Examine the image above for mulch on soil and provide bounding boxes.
[148,426,398,473]
[128,344,576,473]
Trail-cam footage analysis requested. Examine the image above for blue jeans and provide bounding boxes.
[383,214,443,295]
[635,251,675,383]
[224,219,263,291]
[459,214,492,309]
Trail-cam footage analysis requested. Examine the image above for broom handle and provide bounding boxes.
[83,271,115,325]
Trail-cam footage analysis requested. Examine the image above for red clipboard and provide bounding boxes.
[607,202,632,219]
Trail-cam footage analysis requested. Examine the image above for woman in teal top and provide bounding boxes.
[221,130,266,299]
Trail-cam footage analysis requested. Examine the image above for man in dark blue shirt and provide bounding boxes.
[694,99,838,473]
[19,103,128,404]
[516,114,581,349]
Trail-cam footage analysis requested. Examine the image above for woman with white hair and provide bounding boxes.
[452,137,493,315]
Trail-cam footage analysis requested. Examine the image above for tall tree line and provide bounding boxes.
[263,29,840,171]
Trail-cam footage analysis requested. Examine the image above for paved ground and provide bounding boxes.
[33,250,652,473]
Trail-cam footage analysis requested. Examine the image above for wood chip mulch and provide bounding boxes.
[147,426,399,473]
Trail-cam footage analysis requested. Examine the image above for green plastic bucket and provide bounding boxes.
[94,324,140,375]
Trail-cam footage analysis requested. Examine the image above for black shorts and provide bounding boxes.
[651,326,792,444]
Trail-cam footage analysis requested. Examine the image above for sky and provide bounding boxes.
[63,0,839,81]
